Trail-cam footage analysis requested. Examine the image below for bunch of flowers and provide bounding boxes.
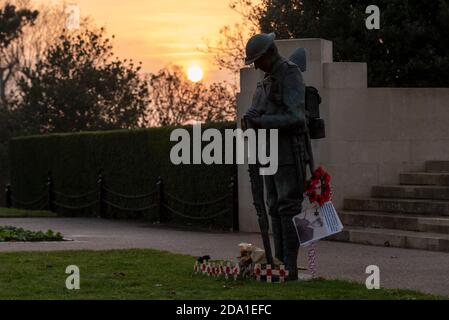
[304,166,332,206]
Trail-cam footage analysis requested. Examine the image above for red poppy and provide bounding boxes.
[304,167,332,207]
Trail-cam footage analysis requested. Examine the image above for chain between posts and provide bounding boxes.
[5,174,239,229]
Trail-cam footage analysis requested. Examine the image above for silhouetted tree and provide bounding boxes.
[16,28,150,133]
[1,0,94,108]
[0,2,38,107]
[259,0,449,87]
[0,2,38,202]
[147,65,236,126]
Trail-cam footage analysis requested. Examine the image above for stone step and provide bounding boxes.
[340,211,449,234]
[399,172,449,186]
[372,185,449,200]
[344,197,449,216]
[329,227,449,252]
[426,161,449,173]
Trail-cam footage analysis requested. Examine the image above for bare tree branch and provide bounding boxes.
[0,0,94,107]
[201,0,263,75]
[146,65,236,127]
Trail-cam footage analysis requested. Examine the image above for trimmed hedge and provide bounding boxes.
[9,122,237,230]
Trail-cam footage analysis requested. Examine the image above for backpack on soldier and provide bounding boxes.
[289,47,326,140]
[305,86,325,139]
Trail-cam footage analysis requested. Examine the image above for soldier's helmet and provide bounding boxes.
[244,32,276,65]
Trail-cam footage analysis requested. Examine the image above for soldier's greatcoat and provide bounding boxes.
[251,56,310,217]
[249,55,312,274]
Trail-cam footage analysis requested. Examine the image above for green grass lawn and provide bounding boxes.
[0,249,441,300]
[0,207,57,218]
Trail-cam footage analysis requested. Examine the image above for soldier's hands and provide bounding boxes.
[245,108,260,119]
[244,108,263,128]
[248,117,262,128]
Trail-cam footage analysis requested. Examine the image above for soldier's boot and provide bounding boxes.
[281,216,299,281]
[270,216,284,262]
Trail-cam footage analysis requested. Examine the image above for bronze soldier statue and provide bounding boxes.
[244,33,312,280]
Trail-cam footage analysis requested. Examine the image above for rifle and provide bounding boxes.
[241,116,274,266]
[291,131,315,193]
[305,131,316,175]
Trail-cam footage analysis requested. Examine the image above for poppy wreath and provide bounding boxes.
[304,166,332,207]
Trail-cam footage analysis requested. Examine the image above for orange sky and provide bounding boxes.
[71,0,243,82]
[38,0,242,83]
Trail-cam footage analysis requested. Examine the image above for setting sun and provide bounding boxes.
[187,65,204,82]
[34,0,242,83]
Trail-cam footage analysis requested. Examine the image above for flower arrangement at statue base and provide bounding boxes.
[192,243,290,283]
[193,258,241,280]
[193,260,291,283]
[237,242,289,283]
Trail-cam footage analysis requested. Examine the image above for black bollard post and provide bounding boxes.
[230,176,239,232]
[47,172,55,212]
[5,184,12,208]
[156,176,164,223]
[97,173,106,218]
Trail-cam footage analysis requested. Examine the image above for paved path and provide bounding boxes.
[1,218,448,297]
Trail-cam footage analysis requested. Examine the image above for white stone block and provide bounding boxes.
[239,67,264,94]
[411,140,449,162]
[236,92,253,122]
[348,141,383,164]
[377,163,422,185]
[323,63,367,88]
[238,163,260,233]
[276,38,333,63]
[276,38,333,88]
[326,89,392,141]
[380,141,411,163]
[317,140,351,165]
